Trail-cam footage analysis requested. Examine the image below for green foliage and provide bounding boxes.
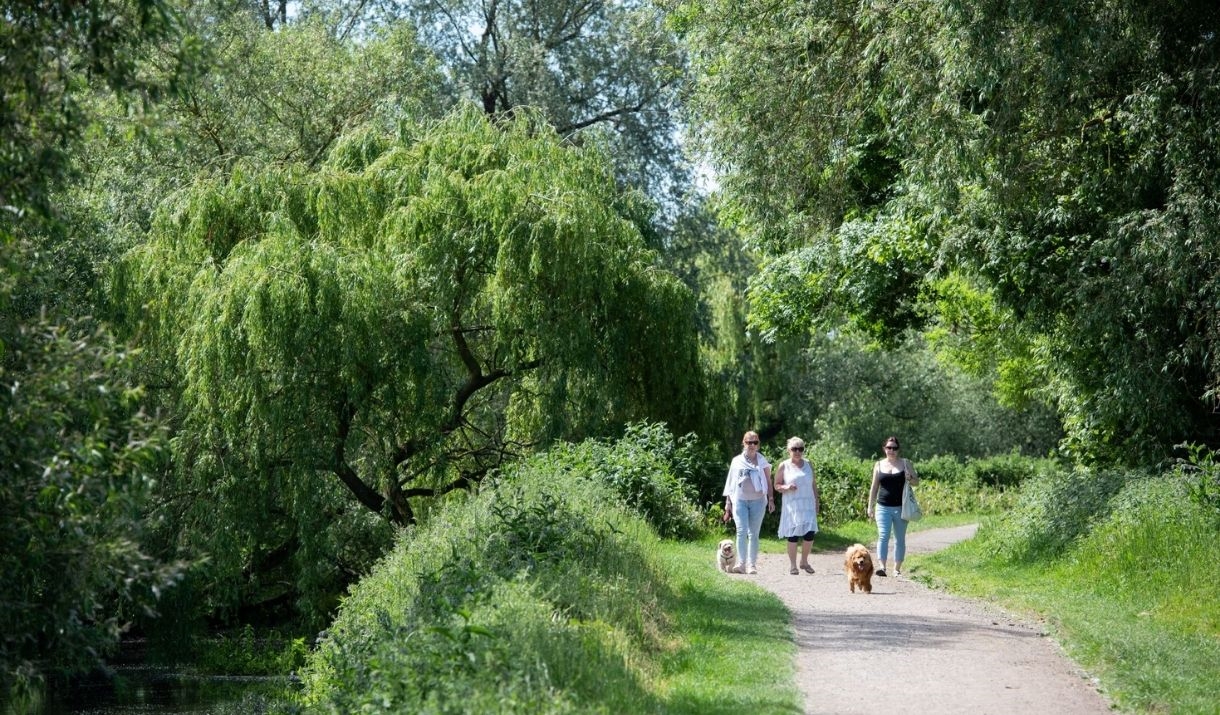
[0,0,192,222]
[802,443,870,527]
[967,452,1061,491]
[675,0,1220,464]
[116,106,705,619]
[297,461,666,713]
[913,455,970,484]
[0,241,182,695]
[755,331,1061,460]
[924,468,1220,713]
[973,465,1140,564]
[192,626,309,676]
[798,444,1025,525]
[662,204,765,445]
[52,10,441,326]
[1173,442,1220,522]
[397,0,686,205]
[920,452,1064,492]
[546,422,706,539]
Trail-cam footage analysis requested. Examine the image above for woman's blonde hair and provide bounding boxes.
[786,436,805,450]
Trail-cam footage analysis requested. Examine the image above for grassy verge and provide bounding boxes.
[652,540,801,715]
[918,494,1220,714]
[648,514,976,714]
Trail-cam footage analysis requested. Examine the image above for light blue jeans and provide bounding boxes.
[875,504,908,566]
[732,497,767,566]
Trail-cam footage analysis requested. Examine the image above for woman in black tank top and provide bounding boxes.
[867,436,920,577]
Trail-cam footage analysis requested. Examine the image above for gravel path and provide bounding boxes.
[735,525,1114,714]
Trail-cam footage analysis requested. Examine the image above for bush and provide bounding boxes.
[803,443,871,527]
[974,465,1138,563]
[297,462,665,713]
[548,422,704,539]
[193,625,309,676]
[1175,442,1220,523]
[915,454,970,484]
[967,452,1059,490]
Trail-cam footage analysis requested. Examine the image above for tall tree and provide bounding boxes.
[673,0,1220,463]
[397,0,687,206]
[59,8,442,313]
[0,0,188,695]
[0,0,188,223]
[117,107,703,614]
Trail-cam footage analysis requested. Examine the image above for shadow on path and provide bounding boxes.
[732,524,1112,715]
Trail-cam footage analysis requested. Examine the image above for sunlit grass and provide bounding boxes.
[648,515,976,714]
[919,500,1220,714]
[653,540,801,715]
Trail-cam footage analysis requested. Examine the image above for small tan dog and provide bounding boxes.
[844,543,874,593]
[716,539,737,572]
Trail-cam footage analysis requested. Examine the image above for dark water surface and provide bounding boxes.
[39,667,286,714]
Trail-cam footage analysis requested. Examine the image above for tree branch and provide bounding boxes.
[330,400,398,521]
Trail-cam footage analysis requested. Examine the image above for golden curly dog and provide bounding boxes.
[844,543,874,593]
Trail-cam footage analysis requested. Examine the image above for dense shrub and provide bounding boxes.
[915,455,971,484]
[803,443,871,527]
[298,461,665,713]
[1175,443,1220,523]
[967,453,1060,490]
[1064,476,1220,637]
[547,422,704,539]
[974,465,1139,563]
[911,479,1015,516]
[915,452,1059,489]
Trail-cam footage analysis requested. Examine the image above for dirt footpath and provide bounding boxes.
[738,525,1114,714]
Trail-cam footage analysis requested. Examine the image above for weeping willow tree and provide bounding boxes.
[117,106,703,617]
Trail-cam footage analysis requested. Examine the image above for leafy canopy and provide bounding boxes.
[674,0,1220,463]
[120,105,703,543]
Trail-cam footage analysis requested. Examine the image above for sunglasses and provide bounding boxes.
[745,440,759,445]
[790,446,804,452]
[885,445,898,450]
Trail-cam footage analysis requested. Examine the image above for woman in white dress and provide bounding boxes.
[774,436,820,575]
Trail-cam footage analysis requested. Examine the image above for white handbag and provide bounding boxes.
[901,481,923,521]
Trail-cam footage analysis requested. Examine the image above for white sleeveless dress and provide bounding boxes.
[776,459,819,537]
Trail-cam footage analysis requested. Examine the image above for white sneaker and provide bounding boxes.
[746,564,758,575]
[731,564,745,574]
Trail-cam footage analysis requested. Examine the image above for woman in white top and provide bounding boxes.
[721,430,773,574]
[774,436,820,574]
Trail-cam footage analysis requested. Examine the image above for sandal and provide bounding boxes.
[789,567,799,575]
[800,564,815,574]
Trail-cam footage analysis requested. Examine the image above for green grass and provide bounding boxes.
[652,540,801,715]
[648,515,976,714]
[919,503,1220,714]
[662,507,1220,715]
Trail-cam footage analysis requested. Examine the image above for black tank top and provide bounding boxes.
[877,468,906,507]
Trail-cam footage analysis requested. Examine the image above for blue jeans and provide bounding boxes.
[875,504,908,565]
[732,497,767,565]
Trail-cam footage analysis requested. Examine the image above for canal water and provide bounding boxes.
[36,667,289,714]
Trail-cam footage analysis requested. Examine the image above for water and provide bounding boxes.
[36,667,288,715]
